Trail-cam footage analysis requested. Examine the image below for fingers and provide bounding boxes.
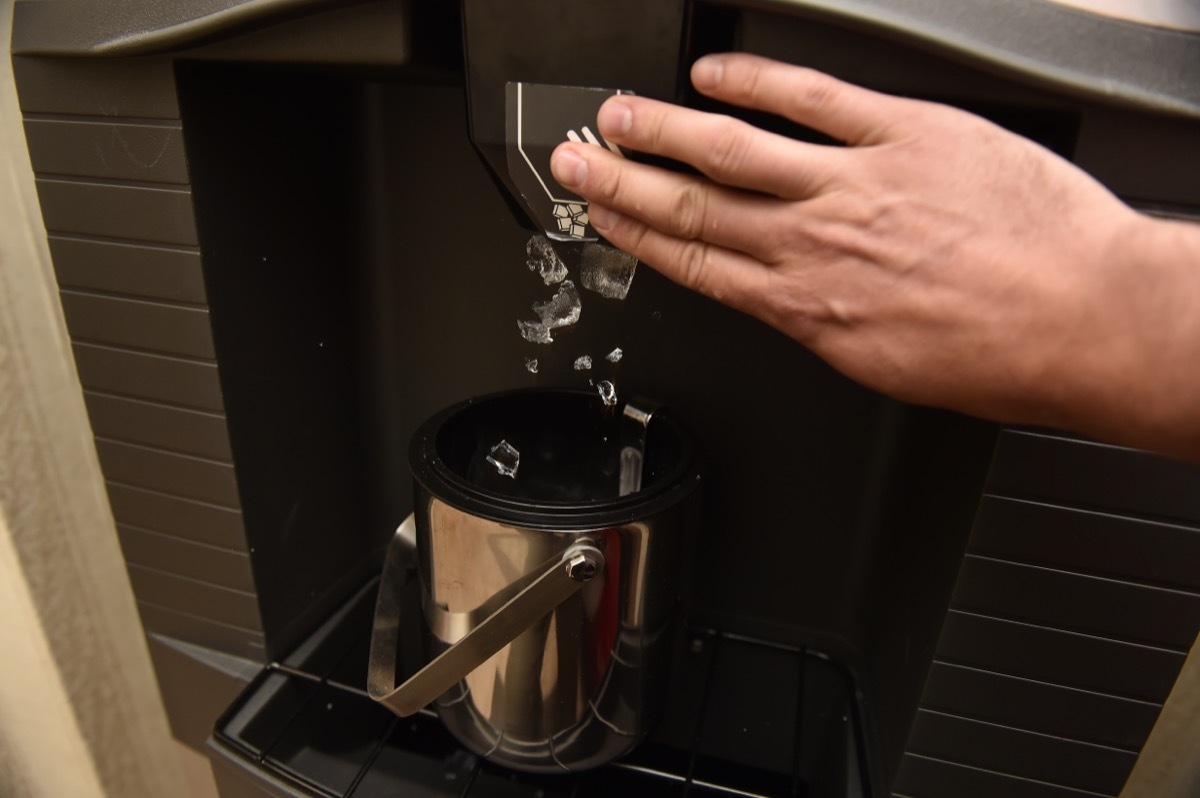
[583,201,775,315]
[593,94,845,199]
[550,139,779,321]
[690,53,910,146]
[552,141,788,259]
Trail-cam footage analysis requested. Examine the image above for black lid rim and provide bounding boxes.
[408,389,702,529]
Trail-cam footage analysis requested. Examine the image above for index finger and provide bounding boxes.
[595,95,845,200]
[691,53,912,146]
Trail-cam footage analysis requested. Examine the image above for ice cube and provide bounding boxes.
[518,319,553,344]
[606,347,623,363]
[596,380,617,407]
[525,358,539,374]
[518,279,580,345]
[486,440,520,478]
[580,244,638,300]
[525,235,567,286]
[532,280,581,329]
[574,356,592,371]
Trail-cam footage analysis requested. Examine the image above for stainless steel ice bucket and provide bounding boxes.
[368,389,701,773]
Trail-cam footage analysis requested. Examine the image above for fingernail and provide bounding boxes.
[597,99,632,137]
[551,146,588,188]
[691,55,724,91]
[587,204,620,232]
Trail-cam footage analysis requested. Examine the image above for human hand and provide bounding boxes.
[550,53,1200,458]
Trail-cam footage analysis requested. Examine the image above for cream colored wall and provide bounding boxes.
[1122,634,1200,796]
[1045,0,1200,30]
[0,2,215,795]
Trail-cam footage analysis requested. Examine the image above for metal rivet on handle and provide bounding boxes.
[565,553,598,581]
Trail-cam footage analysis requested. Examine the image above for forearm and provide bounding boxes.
[1060,214,1200,460]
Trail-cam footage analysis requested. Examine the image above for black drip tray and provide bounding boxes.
[208,580,869,797]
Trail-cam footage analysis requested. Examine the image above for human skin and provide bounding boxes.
[549,53,1200,461]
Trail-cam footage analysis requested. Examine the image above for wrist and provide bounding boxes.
[1066,212,1200,459]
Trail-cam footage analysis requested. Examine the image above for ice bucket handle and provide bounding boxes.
[368,513,605,717]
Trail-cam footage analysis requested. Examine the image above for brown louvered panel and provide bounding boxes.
[951,554,1200,651]
[84,392,232,462]
[60,290,215,359]
[987,430,1200,525]
[72,342,223,412]
[36,178,198,245]
[128,565,261,632]
[13,45,269,750]
[920,661,1159,752]
[894,753,1109,798]
[23,118,188,184]
[117,524,253,593]
[137,602,265,664]
[905,428,1200,796]
[12,55,180,119]
[95,438,239,508]
[935,610,1184,703]
[106,483,247,553]
[906,709,1136,795]
[49,236,207,305]
[970,496,1200,593]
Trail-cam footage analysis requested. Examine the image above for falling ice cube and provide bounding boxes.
[596,380,617,407]
[526,236,567,286]
[533,280,581,329]
[574,356,592,371]
[518,279,580,345]
[486,440,520,478]
[518,319,553,344]
[606,347,623,363]
[580,244,638,300]
[525,358,539,374]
